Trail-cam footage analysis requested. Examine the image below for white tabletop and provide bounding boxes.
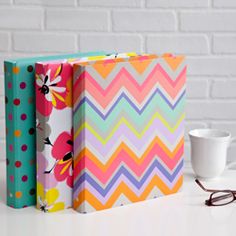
[0,160,236,236]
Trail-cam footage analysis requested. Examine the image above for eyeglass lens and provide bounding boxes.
[210,191,234,206]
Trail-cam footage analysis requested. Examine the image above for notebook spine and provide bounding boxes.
[4,61,18,208]
[35,63,50,211]
[73,65,86,213]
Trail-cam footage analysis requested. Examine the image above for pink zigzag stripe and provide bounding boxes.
[74,143,184,182]
[73,65,187,109]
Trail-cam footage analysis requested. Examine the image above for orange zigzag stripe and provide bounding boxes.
[73,65,186,108]
[73,175,183,211]
[74,137,184,175]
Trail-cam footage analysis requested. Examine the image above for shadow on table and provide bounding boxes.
[0,161,6,204]
[184,171,196,182]
[0,180,6,204]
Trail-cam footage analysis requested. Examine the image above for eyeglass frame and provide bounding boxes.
[195,179,236,206]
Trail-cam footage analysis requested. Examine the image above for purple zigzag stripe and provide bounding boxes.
[75,168,183,205]
[73,159,184,203]
[74,119,184,156]
[73,88,186,120]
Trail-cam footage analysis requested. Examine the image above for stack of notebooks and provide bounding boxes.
[4,51,186,213]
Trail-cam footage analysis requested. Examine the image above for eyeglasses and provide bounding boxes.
[195,179,236,206]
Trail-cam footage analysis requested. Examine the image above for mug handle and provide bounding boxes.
[227,136,236,169]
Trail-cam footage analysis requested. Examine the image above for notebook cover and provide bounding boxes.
[35,52,136,212]
[4,51,105,209]
[72,54,186,213]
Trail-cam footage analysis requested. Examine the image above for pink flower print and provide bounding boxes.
[52,131,73,188]
[36,64,67,116]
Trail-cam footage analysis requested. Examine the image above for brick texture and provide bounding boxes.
[0,33,10,51]
[113,11,176,32]
[147,0,209,8]
[46,9,109,31]
[211,80,236,98]
[214,0,236,8]
[15,0,76,6]
[187,79,208,98]
[146,35,209,54]
[213,35,236,54]
[0,1,236,163]
[79,34,142,52]
[180,12,236,32]
[80,0,141,7]
[0,8,43,29]
[13,32,77,52]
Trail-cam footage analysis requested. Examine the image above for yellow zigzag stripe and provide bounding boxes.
[74,112,185,145]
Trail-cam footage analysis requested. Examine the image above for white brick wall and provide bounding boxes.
[213,35,236,54]
[46,9,109,31]
[0,1,236,164]
[79,34,142,52]
[146,35,209,54]
[13,32,77,52]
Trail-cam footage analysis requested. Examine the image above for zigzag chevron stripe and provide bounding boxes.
[81,187,167,212]
[74,89,185,124]
[73,161,183,204]
[74,87,185,126]
[74,112,185,142]
[75,67,184,109]
[74,110,184,140]
[74,120,184,157]
[73,64,187,108]
[75,158,183,201]
[76,134,184,162]
[74,137,184,178]
[75,156,183,191]
[73,175,183,211]
[74,158,183,197]
[74,63,186,97]
[73,54,186,212]
[73,92,185,132]
[79,84,186,117]
[75,152,183,183]
[73,55,186,87]
[74,147,183,185]
[74,87,185,121]
[78,110,183,136]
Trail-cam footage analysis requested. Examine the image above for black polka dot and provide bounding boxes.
[28,128,35,135]
[5,96,8,104]
[6,158,9,165]
[29,188,35,195]
[27,65,33,73]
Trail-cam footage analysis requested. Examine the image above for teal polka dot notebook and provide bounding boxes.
[4,52,105,208]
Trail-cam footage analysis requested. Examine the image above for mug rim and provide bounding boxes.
[188,128,231,141]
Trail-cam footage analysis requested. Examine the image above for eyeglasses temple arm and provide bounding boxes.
[195,179,218,192]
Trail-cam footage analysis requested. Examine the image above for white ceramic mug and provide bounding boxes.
[189,129,236,180]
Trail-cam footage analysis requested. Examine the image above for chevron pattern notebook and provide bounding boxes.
[72,54,186,213]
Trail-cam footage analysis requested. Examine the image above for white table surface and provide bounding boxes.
[0,160,236,236]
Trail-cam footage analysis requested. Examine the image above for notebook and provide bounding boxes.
[72,54,186,213]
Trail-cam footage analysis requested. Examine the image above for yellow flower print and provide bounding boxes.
[37,182,65,213]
